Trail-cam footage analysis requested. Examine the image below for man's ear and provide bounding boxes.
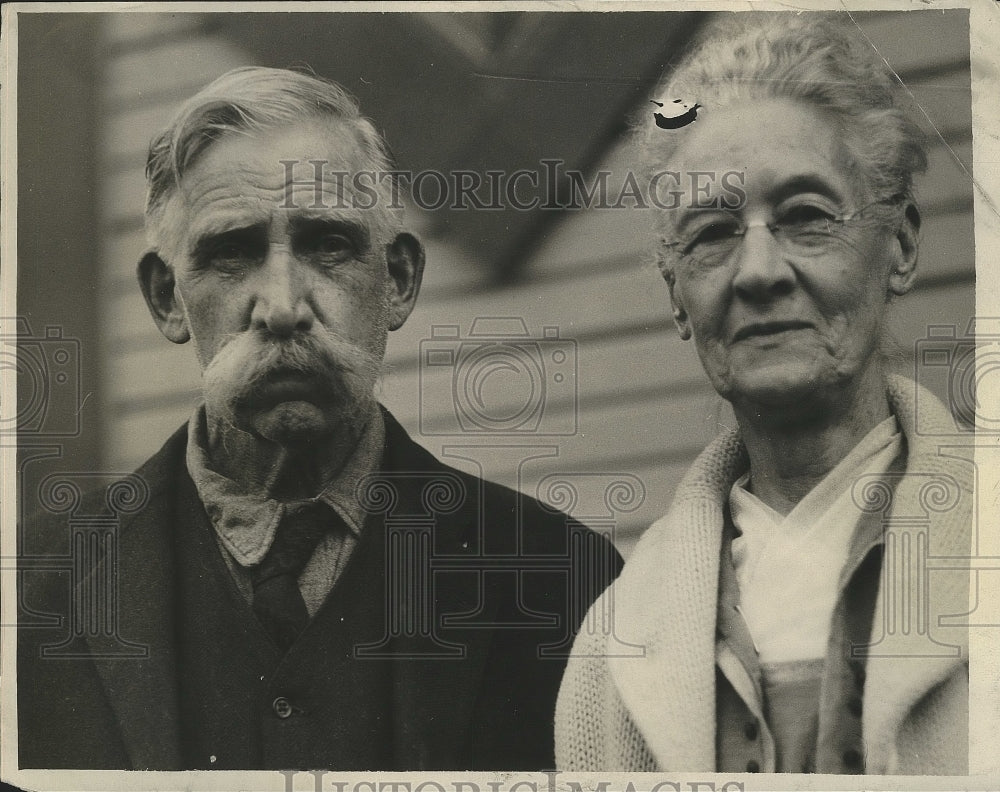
[385,232,425,331]
[888,202,921,297]
[137,252,190,344]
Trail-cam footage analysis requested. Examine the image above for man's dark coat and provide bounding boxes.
[18,410,622,770]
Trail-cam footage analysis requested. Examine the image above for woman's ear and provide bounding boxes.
[137,252,190,343]
[660,261,692,341]
[888,202,921,297]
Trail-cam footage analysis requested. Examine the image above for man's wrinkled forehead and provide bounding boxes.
[159,120,387,255]
[182,119,367,197]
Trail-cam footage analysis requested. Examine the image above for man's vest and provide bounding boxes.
[174,475,395,770]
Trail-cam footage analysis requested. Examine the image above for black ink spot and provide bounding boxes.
[651,99,701,130]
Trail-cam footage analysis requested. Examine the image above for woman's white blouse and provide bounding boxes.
[728,416,902,664]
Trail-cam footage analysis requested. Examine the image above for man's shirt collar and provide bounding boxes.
[185,404,385,567]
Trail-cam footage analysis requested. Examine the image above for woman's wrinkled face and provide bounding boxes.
[661,98,915,413]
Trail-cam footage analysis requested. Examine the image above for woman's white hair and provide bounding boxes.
[643,12,928,202]
[144,66,401,254]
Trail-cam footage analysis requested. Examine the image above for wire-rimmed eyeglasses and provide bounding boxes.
[662,195,904,269]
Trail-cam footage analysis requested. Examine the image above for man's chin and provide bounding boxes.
[248,401,341,446]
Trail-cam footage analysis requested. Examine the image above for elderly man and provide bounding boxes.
[18,67,621,771]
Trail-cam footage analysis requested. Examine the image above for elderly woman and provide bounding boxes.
[555,14,971,775]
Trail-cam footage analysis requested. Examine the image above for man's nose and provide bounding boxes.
[250,247,316,337]
[730,224,795,301]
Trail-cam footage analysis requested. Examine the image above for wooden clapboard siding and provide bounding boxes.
[381,14,975,554]
[102,12,203,48]
[95,11,974,558]
[97,16,255,471]
[16,14,105,507]
[105,37,251,110]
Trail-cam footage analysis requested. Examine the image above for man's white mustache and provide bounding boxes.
[202,328,386,417]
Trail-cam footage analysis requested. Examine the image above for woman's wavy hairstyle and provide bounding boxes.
[144,66,400,255]
[643,12,928,204]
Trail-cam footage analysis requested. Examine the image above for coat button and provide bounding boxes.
[272,697,293,719]
[746,760,760,772]
[744,722,758,741]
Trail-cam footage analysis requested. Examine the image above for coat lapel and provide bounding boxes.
[861,377,972,773]
[609,430,747,771]
[377,413,500,769]
[82,428,187,769]
[607,376,971,773]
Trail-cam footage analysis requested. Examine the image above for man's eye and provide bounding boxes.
[302,232,357,262]
[206,243,256,271]
[315,234,354,255]
[213,244,248,260]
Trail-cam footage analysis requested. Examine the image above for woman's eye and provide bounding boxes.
[778,203,838,228]
[688,220,739,249]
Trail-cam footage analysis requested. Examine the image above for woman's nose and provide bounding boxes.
[730,224,795,301]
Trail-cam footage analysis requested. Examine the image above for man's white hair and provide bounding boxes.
[144,66,402,256]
